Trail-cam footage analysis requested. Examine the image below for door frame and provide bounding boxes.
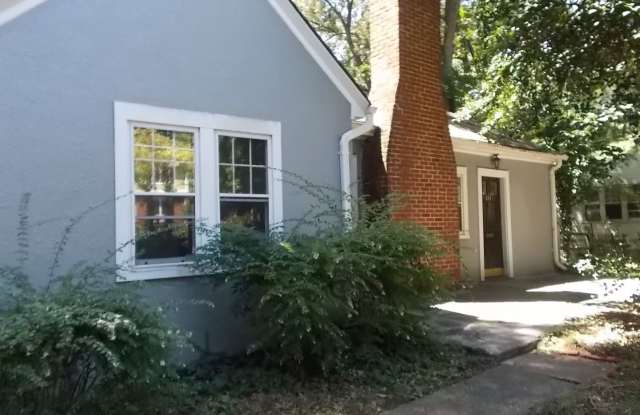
[477,168,514,281]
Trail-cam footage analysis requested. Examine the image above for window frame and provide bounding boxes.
[582,186,640,223]
[457,166,470,239]
[115,102,283,282]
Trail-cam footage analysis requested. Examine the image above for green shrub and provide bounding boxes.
[194,197,447,375]
[0,265,185,415]
[574,252,640,280]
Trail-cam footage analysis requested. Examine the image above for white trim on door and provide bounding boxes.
[477,168,514,281]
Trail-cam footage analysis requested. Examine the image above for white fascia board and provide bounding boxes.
[0,0,47,27]
[267,0,370,120]
[452,137,567,165]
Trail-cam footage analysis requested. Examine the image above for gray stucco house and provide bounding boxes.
[0,0,567,354]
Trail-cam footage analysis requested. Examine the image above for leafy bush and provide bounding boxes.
[574,251,640,280]
[194,197,447,375]
[0,264,185,415]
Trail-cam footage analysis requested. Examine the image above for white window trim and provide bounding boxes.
[114,102,283,282]
[457,167,470,239]
[477,168,514,281]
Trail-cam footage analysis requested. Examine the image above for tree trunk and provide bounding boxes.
[442,0,460,110]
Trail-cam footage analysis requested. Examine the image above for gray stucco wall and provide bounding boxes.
[0,0,351,354]
[455,153,556,280]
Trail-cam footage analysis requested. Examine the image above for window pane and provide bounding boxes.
[154,162,174,192]
[219,136,233,164]
[585,204,601,222]
[175,163,195,193]
[252,167,267,194]
[234,137,250,164]
[153,146,173,161]
[154,130,172,147]
[134,145,152,160]
[251,139,267,166]
[135,196,195,217]
[134,127,152,145]
[605,204,622,220]
[220,199,268,232]
[220,166,234,193]
[134,160,152,192]
[176,149,193,163]
[235,166,250,193]
[135,219,194,262]
[629,203,640,219]
[175,132,194,149]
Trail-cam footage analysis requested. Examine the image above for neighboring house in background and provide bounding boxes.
[574,154,640,240]
[0,0,566,355]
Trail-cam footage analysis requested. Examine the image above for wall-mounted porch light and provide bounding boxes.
[491,154,501,170]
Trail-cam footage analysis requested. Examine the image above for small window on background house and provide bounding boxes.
[133,127,196,264]
[604,188,623,220]
[584,190,602,222]
[219,135,269,232]
[627,184,640,219]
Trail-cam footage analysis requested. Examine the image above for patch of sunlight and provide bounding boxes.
[527,279,640,304]
[435,301,608,326]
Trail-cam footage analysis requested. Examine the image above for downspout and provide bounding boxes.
[340,109,375,222]
[550,160,568,271]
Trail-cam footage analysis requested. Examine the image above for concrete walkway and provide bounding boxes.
[384,352,613,415]
[429,273,638,358]
[383,274,638,415]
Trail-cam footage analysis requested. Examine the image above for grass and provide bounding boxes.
[182,341,495,415]
[529,301,640,415]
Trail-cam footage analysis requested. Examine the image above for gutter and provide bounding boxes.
[340,109,376,221]
[550,160,568,271]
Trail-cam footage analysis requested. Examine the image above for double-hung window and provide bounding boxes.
[218,134,270,232]
[115,102,283,281]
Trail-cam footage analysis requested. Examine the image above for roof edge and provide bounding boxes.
[0,0,46,27]
[268,0,371,119]
[452,136,568,165]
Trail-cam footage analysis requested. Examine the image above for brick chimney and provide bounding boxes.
[368,0,460,278]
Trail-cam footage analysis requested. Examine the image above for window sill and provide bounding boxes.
[116,263,198,282]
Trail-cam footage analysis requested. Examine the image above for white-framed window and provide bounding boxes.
[604,188,623,220]
[115,102,283,281]
[582,185,640,223]
[457,166,470,239]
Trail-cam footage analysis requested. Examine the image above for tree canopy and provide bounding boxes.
[296,0,371,92]
[296,0,640,234]
[453,0,640,229]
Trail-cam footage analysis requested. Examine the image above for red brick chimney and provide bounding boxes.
[368,0,460,278]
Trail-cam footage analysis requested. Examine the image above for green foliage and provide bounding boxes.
[574,251,640,281]
[453,0,640,239]
[194,197,447,375]
[295,0,371,92]
[0,264,185,415]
